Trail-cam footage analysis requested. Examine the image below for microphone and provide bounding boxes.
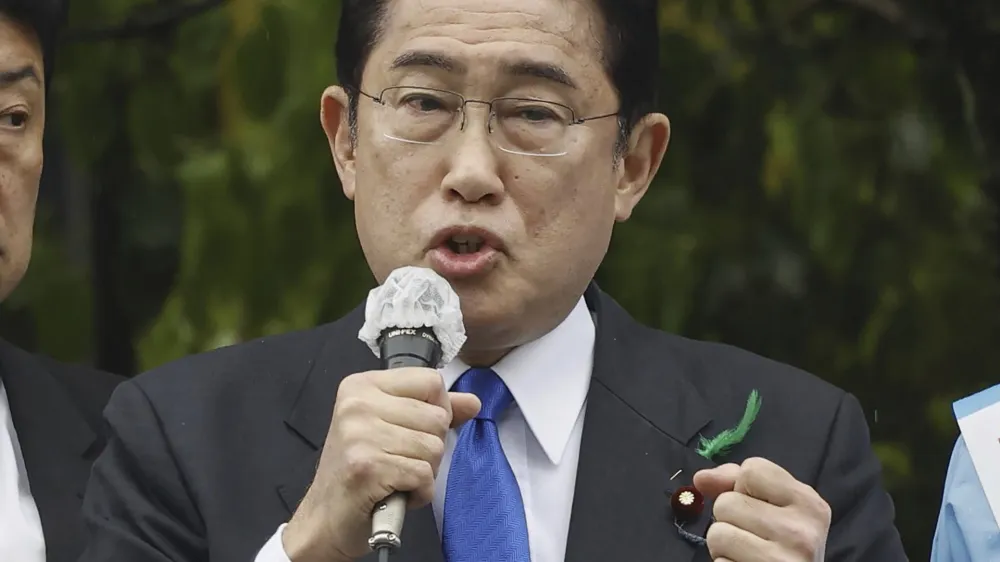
[357,266,466,560]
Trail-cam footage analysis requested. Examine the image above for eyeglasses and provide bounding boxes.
[355,86,619,157]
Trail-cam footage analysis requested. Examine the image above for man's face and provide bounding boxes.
[323,0,669,362]
[0,14,44,302]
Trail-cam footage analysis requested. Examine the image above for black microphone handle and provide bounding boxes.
[369,327,443,556]
[380,327,442,370]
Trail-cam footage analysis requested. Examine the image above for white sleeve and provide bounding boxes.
[254,524,293,562]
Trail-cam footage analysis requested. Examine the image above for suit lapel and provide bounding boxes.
[564,286,716,562]
[278,303,445,562]
[0,339,99,562]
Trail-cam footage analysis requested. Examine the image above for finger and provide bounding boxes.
[366,368,450,407]
[335,386,449,441]
[376,454,436,509]
[712,491,786,541]
[371,420,446,471]
[377,396,451,438]
[705,521,782,562]
[341,442,436,512]
[693,463,741,499]
[448,392,481,427]
[736,457,805,507]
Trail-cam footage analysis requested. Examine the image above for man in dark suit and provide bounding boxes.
[80,0,908,561]
[0,1,124,561]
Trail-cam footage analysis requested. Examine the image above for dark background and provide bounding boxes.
[2,1,997,559]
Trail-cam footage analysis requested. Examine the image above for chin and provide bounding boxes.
[0,268,22,303]
[0,245,33,302]
[454,286,533,345]
[453,285,503,320]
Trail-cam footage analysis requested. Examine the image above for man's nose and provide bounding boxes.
[439,105,504,205]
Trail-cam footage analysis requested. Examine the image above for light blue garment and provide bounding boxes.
[931,435,1000,561]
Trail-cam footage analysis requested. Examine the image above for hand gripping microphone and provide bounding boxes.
[357,266,466,561]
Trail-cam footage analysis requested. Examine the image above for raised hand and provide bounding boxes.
[694,457,832,562]
[281,368,481,562]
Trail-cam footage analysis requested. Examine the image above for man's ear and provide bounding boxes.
[614,113,671,221]
[320,86,357,200]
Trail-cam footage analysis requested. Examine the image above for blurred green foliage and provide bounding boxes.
[2,0,998,559]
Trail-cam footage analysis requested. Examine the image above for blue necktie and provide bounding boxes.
[442,368,531,562]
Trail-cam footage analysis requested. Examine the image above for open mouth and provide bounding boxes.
[446,234,486,255]
[427,227,502,277]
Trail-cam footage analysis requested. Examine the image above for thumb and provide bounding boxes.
[448,392,481,427]
[693,463,741,499]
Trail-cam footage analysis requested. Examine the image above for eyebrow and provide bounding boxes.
[500,60,577,89]
[389,50,577,89]
[390,51,465,73]
[0,66,40,89]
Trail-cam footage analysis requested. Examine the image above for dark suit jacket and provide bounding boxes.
[79,285,908,561]
[0,338,123,562]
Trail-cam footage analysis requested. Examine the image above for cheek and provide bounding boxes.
[1,180,40,235]
[0,152,43,230]
[357,142,437,217]
[353,142,440,274]
[515,156,615,242]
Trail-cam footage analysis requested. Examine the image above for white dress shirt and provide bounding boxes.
[256,296,595,562]
[0,383,47,562]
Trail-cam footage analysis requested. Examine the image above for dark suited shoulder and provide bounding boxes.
[669,333,850,453]
[0,339,124,412]
[128,322,336,416]
[32,352,124,425]
[0,339,126,562]
[594,295,851,459]
[80,309,376,562]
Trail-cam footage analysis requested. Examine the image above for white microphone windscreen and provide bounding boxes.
[357,266,466,366]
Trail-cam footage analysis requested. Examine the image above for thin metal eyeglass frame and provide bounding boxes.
[353,86,619,157]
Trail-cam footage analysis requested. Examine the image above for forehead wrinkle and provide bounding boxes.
[421,24,582,55]
[389,2,598,56]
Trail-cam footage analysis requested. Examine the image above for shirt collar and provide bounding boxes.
[440,296,595,465]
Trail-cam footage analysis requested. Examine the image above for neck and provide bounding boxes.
[457,296,584,367]
[458,347,513,367]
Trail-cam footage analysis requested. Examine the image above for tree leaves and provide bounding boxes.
[234,4,289,121]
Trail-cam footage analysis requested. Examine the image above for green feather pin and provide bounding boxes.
[696,390,761,461]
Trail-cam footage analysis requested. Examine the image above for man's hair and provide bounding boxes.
[335,0,660,156]
[0,0,67,89]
